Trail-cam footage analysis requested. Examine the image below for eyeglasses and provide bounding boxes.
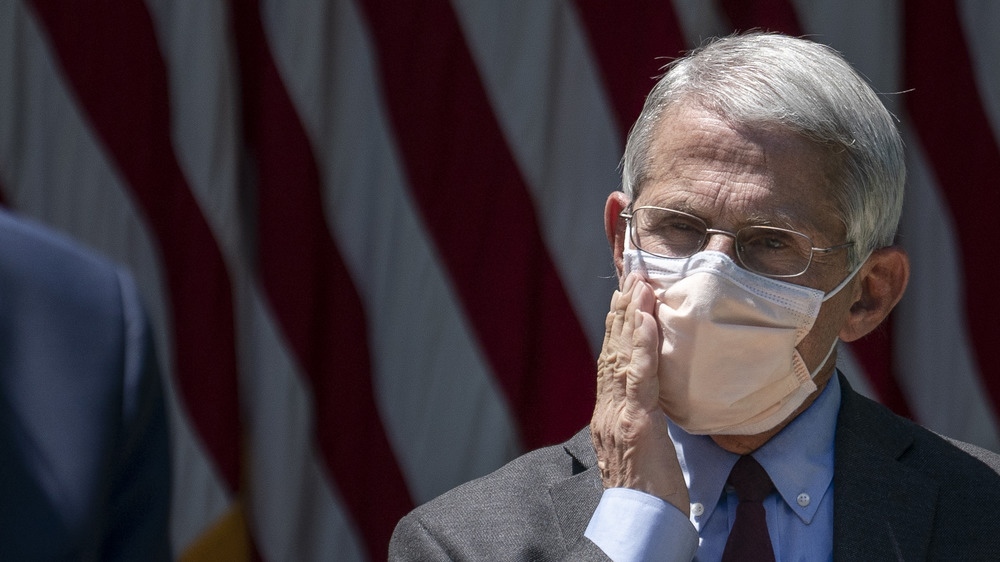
[621,206,854,278]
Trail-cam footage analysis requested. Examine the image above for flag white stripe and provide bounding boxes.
[896,120,1000,450]
[237,284,368,562]
[452,0,621,353]
[143,0,245,256]
[672,0,730,47]
[142,0,372,557]
[791,0,903,109]
[260,0,522,504]
[958,0,1000,143]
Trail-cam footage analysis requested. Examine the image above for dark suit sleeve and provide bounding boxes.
[98,269,171,561]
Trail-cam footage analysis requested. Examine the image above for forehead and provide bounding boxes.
[637,104,842,237]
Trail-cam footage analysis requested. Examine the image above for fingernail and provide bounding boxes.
[634,310,643,329]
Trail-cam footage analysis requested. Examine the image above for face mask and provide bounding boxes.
[623,234,863,435]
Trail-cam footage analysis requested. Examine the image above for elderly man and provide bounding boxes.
[389,32,1000,561]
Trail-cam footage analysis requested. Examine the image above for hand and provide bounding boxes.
[590,272,690,515]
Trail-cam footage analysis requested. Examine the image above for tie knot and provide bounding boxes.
[728,456,774,503]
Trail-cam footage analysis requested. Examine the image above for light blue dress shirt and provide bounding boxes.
[586,375,841,561]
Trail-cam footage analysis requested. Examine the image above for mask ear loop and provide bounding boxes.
[821,251,872,302]
[810,250,873,379]
[808,335,841,380]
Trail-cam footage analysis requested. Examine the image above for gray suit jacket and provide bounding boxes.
[390,374,1000,561]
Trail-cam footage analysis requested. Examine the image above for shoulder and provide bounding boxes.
[940,436,1000,473]
[390,429,604,561]
[0,209,124,301]
[0,211,168,558]
[838,377,1000,480]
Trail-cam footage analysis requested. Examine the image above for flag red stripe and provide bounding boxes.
[355,0,595,449]
[27,0,244,491]
[905,0,1000,413]
[228,1,414,556]
[572,1,687,138]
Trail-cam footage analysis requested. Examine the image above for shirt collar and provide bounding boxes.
[669,373,841,528]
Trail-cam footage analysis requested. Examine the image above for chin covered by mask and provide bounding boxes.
[623,238,861,436]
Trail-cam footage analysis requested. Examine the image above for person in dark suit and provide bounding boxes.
[389,32,1000,560]
[0,209,170,560]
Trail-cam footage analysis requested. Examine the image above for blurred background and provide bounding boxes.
[0,0,998,560]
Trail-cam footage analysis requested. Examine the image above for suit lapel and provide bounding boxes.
[834,375,938,562]
[549,428,603,550]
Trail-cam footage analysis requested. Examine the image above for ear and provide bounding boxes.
[605,191,630,287]
[838,246,910,342]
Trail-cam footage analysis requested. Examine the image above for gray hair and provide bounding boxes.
[621,32,905,269]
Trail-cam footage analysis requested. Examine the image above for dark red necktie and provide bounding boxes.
[721,455,776,562]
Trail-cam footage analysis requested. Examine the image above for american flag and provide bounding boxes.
[0,0,997,559]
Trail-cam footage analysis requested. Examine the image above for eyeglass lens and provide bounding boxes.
[630,207,814,277]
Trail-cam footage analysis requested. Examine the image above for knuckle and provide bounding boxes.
[598,349,628,378]
[617,409,651,442]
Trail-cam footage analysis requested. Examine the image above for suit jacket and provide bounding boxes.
[390,373,1000,561]
[0,211,170,560]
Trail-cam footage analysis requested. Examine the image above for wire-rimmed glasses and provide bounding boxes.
[621,206,853,278]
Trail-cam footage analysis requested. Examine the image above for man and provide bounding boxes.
[389,32,1000,560]
[0,209,171,560]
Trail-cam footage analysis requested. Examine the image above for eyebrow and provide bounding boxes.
[647,201,805,232]
[743,210,801,230]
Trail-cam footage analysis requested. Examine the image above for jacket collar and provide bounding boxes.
[833,373,938,561]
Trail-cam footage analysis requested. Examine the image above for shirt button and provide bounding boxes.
[691,502,705,516]
[797,493,811,507]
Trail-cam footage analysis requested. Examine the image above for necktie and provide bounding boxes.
[721,455,776,562]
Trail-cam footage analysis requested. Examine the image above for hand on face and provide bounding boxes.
[590,271,690,515]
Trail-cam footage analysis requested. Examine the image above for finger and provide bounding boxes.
[631,275,657,317]
[619,274,652,364]
[596,290,621,398]
[625,280,660,410]
[601,288,620,350]
[602,275,637,398]
[610,281,638,404]
[625,308,660,413]
[610,274,636,344]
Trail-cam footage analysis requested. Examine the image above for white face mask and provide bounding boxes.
[623,236,862,436]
